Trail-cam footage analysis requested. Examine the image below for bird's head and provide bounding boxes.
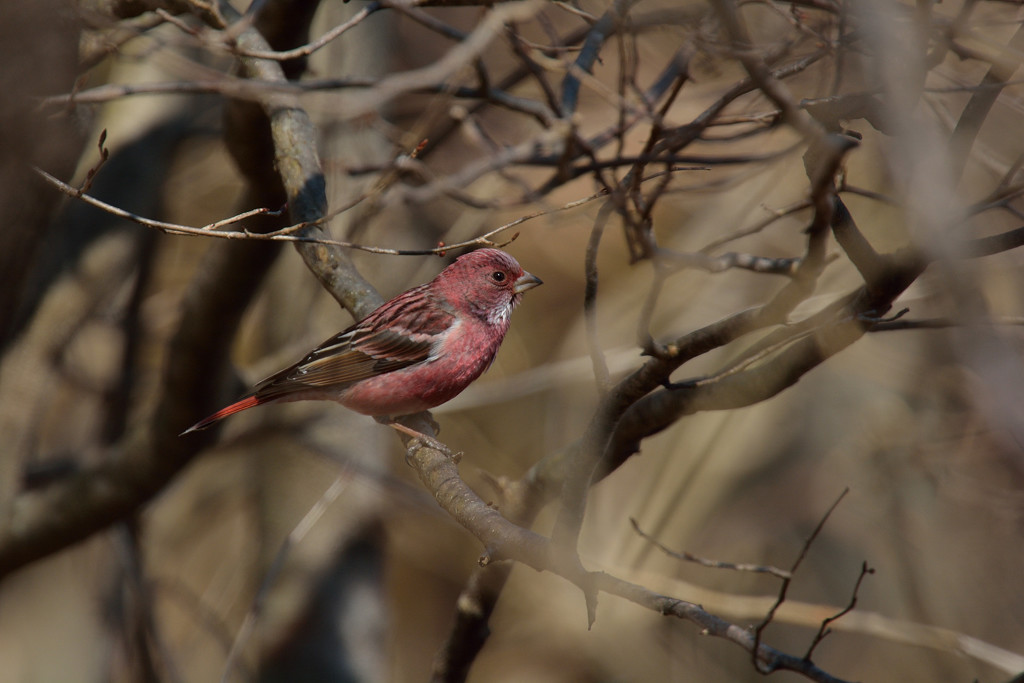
[436,248,542,325]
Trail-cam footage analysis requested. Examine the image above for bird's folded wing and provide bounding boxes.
[253,298,454,393]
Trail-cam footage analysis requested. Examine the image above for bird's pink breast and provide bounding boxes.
[337,318,505,416]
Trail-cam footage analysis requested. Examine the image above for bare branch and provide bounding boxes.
[804,561,876,662]
[227,1,381,61]
[35,166,609,254]
[10,3,1024,681]
[399,420,853,683]
[754,489,851,673]
[630,519,792,579]
[560,0,641,116]
[593,571,855,683]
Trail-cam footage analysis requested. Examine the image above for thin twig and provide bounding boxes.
[79,129,111,196]
[752,488,850,673]
[868,315,1024,332]
[35,167,609,255]
[699,199,813,253]
[804,561,875,661]
[630,519,792,579]
[227,2,381,60]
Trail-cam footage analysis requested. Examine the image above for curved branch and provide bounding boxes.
[226,6,381,317]
[399,421,853,683]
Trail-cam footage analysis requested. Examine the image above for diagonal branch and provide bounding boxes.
[398,420,854,683]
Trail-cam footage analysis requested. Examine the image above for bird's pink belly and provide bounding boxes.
[337,357,487,416]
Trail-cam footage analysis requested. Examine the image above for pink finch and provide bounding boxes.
[183,248,541,433]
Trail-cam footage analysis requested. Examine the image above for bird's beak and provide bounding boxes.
[513,272,543,294]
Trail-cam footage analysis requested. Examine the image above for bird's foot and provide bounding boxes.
[389,422,461,464]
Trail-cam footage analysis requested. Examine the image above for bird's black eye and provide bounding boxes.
[491,271,507,283]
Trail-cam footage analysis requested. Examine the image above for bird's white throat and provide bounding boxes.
[487,301,513,327]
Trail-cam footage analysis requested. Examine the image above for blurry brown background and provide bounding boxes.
[1,1,1023,682]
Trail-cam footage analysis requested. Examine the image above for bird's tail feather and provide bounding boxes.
[180,395,261,435]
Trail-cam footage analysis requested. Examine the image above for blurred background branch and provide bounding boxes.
[2,0,1024,682]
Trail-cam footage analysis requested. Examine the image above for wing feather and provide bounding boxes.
[251,288,455,399]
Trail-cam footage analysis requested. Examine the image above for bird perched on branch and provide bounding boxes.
[183,248,542,434]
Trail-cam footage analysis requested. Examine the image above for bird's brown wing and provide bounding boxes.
[252,293,455,397]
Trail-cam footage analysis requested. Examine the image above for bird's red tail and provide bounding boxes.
[181,395,262,435]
